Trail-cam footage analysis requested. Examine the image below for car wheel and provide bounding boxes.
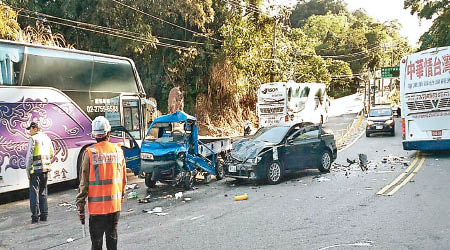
[318,150,332,173]
[145,174,157,188]
[366,131,370,137]
[391,130,395,136]
[215,158,225,180]
[267,161,283,185]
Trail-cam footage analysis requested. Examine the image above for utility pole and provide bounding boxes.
[270,18,277,82]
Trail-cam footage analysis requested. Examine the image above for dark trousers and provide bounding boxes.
[29,172,48,221]
[89,212,120,250]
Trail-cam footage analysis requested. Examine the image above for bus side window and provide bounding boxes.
[0,47,22,86]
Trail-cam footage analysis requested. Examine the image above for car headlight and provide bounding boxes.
[247,157,261,164]
[177,152,186,159]
[385,119,394,125]
[141,153,154,160]
[367,120,374,126]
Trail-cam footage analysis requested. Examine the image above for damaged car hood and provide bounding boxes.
[231,139,275,162]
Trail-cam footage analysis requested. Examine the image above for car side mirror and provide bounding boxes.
[287,138,294,144]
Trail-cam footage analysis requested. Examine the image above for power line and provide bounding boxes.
[319,45,382,58]
[224,0,270,17]
[111,0,223,43]
[14,7,208,46]
[18,14,194,51]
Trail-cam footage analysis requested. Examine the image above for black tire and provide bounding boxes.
[366,131,371,137]
[215,158,225,180]
[183,171,193,190]
[145,174,157,188]
[391,129,395,136]
[318,150,332,173]
[266,161,283,185]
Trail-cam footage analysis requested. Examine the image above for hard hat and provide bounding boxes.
[91,116,111,138]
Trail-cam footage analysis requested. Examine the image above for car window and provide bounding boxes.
[292,126,319,141]
[369,108,392,117]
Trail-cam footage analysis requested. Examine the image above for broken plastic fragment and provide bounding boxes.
[175,192,183,199]
[234,193,248,201]
[127,192,138,199]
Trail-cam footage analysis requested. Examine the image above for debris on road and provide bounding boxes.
[66,238,74,243]
[161,194,173,199]
[184,197,192,201]
[127,191,138,199]
[138,195,152,204]
[313,176,331,183]
[175,192,183,199]
[364,187,374,190]
[125,184,139,191]
[234,193,248,201]
[58,202,77,212]
[381,155,410,166]
[315,196,325,199]
[155,213,168,216]
[143,207,166,215]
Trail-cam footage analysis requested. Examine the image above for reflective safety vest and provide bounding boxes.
[30,132,53,174]
[86,141,125,215]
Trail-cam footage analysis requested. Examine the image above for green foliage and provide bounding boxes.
[290,0,348,28]
[404,0,450,49]
[0,3,21,40]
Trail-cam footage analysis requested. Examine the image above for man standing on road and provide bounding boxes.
[25,122,54,224]
[76,116,127,250]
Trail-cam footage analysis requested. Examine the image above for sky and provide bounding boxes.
[272,0,433,48]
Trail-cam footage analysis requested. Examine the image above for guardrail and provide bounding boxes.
[335,110,365,149]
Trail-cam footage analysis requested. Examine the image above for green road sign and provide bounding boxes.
[381,66,400,78]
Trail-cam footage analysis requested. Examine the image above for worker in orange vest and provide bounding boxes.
[76,116,127,250]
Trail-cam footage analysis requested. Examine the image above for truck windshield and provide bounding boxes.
[145,121,186,143]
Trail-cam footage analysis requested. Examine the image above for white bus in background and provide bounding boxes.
[400,46,450,151]
[257,81,330,127]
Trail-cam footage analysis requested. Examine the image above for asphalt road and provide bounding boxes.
[1,118,449,250]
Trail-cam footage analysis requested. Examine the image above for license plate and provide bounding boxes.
[228,165,237,172]
[376,125,383,130]
[432,130,442,136]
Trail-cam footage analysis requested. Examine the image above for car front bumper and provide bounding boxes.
[224,162,263,182]
[140,160,176,174]
[366,123,394,133]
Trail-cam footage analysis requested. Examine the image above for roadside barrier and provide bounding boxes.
[335,109,365,149]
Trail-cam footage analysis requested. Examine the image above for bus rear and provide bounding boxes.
[400,46,450,151]
[257,82,288,127]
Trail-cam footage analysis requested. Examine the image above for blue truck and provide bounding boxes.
[140,111,232,189]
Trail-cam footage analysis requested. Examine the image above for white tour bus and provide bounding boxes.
[0,39,147,194]
[400,45,450,151]
[257,81,330,127]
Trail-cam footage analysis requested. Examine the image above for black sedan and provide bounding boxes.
[224,122,337,184]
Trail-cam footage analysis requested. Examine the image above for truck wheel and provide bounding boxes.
[266,161,283,185]
[215,158,225,180]
[183,171,193,190]
[145,174,157,188]
[318,150,332,173]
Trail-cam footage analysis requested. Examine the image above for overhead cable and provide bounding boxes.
[19,14,194,51]
[111,0,223,43]
[14,7,208,46]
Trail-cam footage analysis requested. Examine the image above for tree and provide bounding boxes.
[290,0,348,28]
[404,0,450,49]
[0,3,21,40]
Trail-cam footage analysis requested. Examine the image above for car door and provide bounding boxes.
[283,127,306,170]
[111,126,141,175]
[302,126,321,166]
